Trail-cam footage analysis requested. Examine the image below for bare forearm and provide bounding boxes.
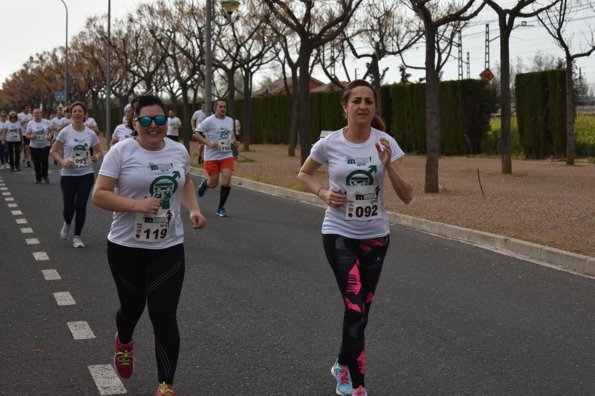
[386,163,412,204]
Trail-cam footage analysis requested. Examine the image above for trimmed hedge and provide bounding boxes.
[515,69,567,158]
[237,79,496,154]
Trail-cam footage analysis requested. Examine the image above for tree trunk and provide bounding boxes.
[242,69,252,152]
[424,25,440,193]
[180,86,191,151]
[227,69,236,118]
[565,57,575,165]
[298,45,313,165]
[287,68,300,157]
[499,17,512,174]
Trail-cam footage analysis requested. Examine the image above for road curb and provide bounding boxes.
[190,167,594,278]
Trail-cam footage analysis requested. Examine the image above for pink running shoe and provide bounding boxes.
[352,386,368,396]
[155,382,175,396]
[114,334,134,379]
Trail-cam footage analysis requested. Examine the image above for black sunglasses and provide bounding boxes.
[136,115,167,127]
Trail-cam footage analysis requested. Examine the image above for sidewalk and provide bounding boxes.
[190,166,595,279]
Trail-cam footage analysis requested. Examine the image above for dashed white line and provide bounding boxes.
[20,227,33,234]
[42,269,61,280]
[54,292,76,306]
[33,251,50,261]
[88,365,127,395]
[26,238,40,245]
[2,192,10,196]
[11,210,23,215]
[67,321,95,340]
[5,197,14,201]
[16,218,28,224]
[8,203,17,208]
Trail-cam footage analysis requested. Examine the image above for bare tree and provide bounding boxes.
[264,0,362,164]
[403,0,485,193]
[321,0,421,116]
[537,0,595,165]
[485,0,560,174]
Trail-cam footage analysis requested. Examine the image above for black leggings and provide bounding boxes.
[7,141,21,169]
[30,146,50,181]
[323,234,390,389]
[60,173,94,236]
[107,241,185,385]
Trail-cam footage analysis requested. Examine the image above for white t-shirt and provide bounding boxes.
[56,125,100,176]
[112,124,133,143]
[98,137,190,249]
[192,110,206,128]
[309,127,405,239]
[167,117,182,137]
[26,119,52,148]
[17,112,32,129]
[51,116,69,133]
[0,121,5,142]
[85,117,98,130]
[197,115,234,161]
[4,121,23,142]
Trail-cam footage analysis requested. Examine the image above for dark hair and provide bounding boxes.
[340,79,378,108]
[212,98,227,111]
[131,94,166,117]
[70,101,87,114]
[371,115,386,132]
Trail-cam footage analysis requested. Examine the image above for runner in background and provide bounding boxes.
[0,112,8,170]
[3,111,24,172]
[25,108,52,184]
[110,104,134,145]
[50,101,101,248]
[297,80,412,396]
[191,103,206,164]
[92,94,206,396]
[17,105,32,168]
[166,109,182,142]
[193,99,239,217]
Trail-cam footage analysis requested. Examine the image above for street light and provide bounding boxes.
[106,0,112,146]
[205,0,240,115]
[60,0,69,104]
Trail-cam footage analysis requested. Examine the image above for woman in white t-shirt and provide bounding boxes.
[92,94,206,396]
[50,102,101,248]
[0,111,9,170]
[110,105,134,146]
[26,108,53,183]
[3,111,24,171]
[298,80,412,396]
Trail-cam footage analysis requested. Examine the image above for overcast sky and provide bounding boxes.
[1,0,594,92]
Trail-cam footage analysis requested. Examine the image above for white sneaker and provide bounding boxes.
[72,236,85,248]
[60,222,71,240]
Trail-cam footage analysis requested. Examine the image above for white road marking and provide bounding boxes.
[26,238,40,245]
[16,218,28,224]
[88,365,127,395]
[2,192,10,196]
[41,269,61,280]
[11,210,23,215]
[0,187,7,190]
[20,227,33,234]
[67,321,95,340]
[5,197,14,201]
[54,292,76,306]
[8,203,17,208]
[33,251,50,261]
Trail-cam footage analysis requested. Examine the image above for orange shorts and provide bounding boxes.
[204,157,234,176]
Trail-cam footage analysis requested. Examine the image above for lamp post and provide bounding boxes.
[60,0,69,104]
[106,0,112,145]
[205,0,240,116]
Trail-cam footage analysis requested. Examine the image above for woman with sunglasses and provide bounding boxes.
[298,80,412,396]
[50,101,101,248]
[2,111,24,172]
[92,94,206,396]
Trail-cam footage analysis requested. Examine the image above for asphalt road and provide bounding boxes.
[1,162,594,395]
